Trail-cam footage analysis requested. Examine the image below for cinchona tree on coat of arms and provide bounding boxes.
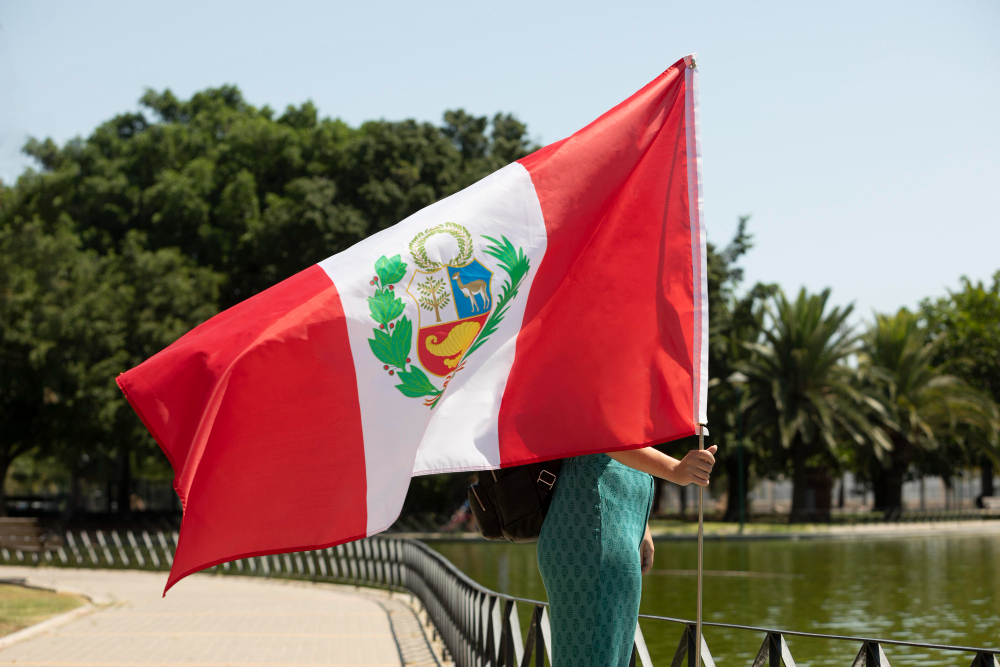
[365,222,529,408]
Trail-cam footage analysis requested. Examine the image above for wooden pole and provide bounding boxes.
[695,423,705,666]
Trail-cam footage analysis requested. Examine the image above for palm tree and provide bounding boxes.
[712,283,774,522]
[859,309,999,515]
[739,288,888,521]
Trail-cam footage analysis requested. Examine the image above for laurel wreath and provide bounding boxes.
[365,254,442,402]
[409,222,474,271]
[366,232,530,409]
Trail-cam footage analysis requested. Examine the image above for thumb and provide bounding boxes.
[706,445,718,454]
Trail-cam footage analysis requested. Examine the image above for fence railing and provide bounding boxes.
[0,529,997,666]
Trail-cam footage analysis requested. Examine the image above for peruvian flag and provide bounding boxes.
[118,55,708,592]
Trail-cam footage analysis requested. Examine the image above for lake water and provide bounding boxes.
[431,533,1000,666]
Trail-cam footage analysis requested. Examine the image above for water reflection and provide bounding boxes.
[431,533,999,666]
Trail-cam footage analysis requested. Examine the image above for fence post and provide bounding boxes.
[852,641,889,666]
[109,530,129,567]
[156,531,173,567]
[971,652,999,667]
[499,599,523,666]
[633,621,653,667]
[125,530,145,568]
[141,531,161,570]
[670,623,717,667]
[751,632,794,667]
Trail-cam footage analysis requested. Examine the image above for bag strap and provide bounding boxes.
[534,459,562,495]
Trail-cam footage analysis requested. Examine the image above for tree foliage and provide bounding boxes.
[0,216,219,512]
[857,309,999,513]
[2,82,997,522]
[690,217,777,520]
[921,273,1000,497]
[9,87,532,310]
[738,288,889,520]
[922,273,1000,403]
[1,85,534,513]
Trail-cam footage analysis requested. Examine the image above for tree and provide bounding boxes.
[858,309,999,515]
[0,218,89,513]
[922,272,1000,502]
[10,88,534,310]
[739,288,888,521]
[650,217,778,521]
[2,86,535,515]
[689,217,777,521]
[91,233,222,513]
[0,215,221,514]
[417,276,451,323]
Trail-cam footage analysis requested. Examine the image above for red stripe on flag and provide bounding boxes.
[117,265,366,592]
[500,60,698,465]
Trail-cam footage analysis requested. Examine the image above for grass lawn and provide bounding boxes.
[0,583,86,637]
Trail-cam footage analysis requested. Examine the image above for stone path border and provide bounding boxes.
[0,603,96,652]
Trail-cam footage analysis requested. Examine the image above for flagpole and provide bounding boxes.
[695,422,705,666]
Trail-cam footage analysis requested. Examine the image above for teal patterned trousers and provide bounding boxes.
[537,453,654,666]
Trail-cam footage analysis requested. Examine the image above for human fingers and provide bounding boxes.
[688,455,714,476]
[690,458,713,474]
[697,449,716,466]
[688,449,716,467]
[691,468,710,484]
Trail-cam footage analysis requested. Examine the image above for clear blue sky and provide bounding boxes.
[1,0,997,319]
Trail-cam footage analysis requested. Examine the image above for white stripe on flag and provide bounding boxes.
[319,163,547,534]
[684,55,709,427]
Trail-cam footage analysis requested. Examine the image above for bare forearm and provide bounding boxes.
[607,448,681,483]
[608,444,717,487]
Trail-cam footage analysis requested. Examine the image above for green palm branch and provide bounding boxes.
[463,235,530,359]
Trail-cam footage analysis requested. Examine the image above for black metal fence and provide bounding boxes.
[0,529,996,666]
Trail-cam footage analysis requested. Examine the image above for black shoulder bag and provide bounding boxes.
[467,459,562,543]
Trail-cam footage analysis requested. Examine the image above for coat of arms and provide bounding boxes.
[364,222,529,408]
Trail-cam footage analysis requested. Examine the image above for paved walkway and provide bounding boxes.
[0,567,443,666]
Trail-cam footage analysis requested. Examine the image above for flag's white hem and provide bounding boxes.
[684,54,709,427]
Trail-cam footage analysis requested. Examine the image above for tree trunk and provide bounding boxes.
[874,467,905,517]
[872,480,885,513]
[0,452,12,518]
[115,443,132,514]
[872,436,912,517]
[678,484,687,519]
[790,441,833,522]
[871,459,888,513]
[977,457,995,508]
[723,451,750,522]
[790,443,809,522]
[806,466,833,522]
[982,458,995,497]
[724,456,740,522]
[69,471,84,518]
